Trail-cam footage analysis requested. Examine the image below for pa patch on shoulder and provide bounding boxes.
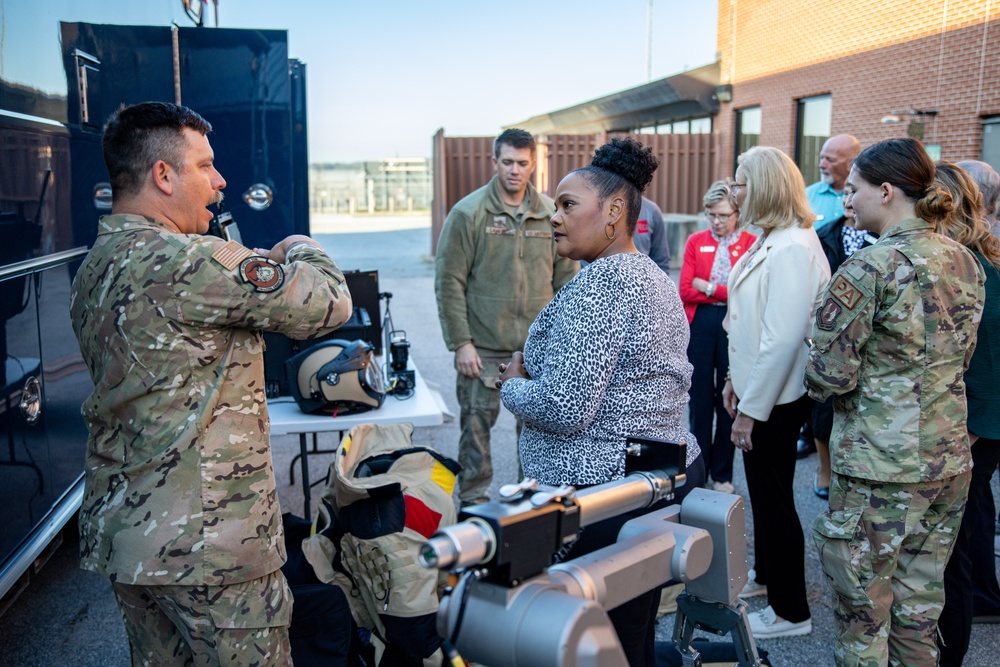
[239,256,285,292]
[829,274,864,310]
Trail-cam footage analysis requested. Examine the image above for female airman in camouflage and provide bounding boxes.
[806,138,985,667]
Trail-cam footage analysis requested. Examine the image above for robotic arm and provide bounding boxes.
[420,440,763,667]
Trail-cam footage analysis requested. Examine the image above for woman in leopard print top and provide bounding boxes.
[498,138,702,667]
[500,251,698,484]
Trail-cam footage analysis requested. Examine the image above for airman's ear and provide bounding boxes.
[151,160,173,196]
[880,182,893,204]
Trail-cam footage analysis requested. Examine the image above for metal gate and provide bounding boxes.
[431,130,717,255]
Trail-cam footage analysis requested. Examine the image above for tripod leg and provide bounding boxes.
[671,607,703,667]
[673,594,762,667]
[728,600,762,667]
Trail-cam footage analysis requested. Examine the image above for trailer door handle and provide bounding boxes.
[20,376,41,425]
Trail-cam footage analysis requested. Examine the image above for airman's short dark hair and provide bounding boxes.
[102,102,212,201]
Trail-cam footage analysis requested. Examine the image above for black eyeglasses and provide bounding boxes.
[731,182,747,194]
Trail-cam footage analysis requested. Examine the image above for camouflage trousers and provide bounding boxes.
[111,569,294,667]
[813,471,970,667]
[456,354,522,505]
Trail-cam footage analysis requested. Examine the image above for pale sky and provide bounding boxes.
[7,1,718,162]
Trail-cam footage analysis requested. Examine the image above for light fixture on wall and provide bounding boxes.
[715,84,733,103]
[880,109,938,124]
[879,109,939,149]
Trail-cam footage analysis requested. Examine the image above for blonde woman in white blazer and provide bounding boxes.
[721,146,831,639]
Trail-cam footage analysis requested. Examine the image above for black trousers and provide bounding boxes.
[567,454,707,667]
[741,394,812,623]
[938,437,1000,666]
[687,305,735,484]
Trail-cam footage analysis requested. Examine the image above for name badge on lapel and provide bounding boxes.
[488,216,514,235]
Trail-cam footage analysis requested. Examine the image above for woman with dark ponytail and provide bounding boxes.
[498,137,701,666]
[806,138,985,667]
[933,161,1000,667]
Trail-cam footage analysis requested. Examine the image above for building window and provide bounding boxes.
[796,95,832,185]
[735,107,761,161]
[690,117,712,134]
[983,116,1000,174]
[634,116,712,135]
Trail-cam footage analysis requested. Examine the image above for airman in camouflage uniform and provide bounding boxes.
[70,102,353,666]
[806,217,984,667]
[435,129,578,505]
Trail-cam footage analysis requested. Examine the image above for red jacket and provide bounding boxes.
[679,228,757,323]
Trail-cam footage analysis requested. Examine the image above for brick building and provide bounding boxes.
[510,0,1000,190]
[717,0,1000,182]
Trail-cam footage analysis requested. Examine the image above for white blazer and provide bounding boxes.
[725,224,831,422]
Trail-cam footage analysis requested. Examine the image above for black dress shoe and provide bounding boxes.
[814,474,829,499]
[796,438,816,459]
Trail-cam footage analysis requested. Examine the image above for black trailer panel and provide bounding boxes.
[1,9,309,608]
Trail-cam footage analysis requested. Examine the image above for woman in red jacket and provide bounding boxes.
[679,180,756,494]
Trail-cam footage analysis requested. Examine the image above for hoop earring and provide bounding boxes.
[605,222,616,241]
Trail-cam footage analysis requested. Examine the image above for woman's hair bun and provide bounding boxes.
[915,184,955,223]
[591,137,659,193]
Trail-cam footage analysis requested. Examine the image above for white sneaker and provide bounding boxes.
[749,605,812,638]
[738,568,767,599]
[712,480,736,494]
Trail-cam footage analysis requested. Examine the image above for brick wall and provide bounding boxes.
[715,0,1000,178]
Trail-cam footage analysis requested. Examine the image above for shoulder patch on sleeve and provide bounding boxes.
[239,256,285,292]
[829,274,864,310]
[817,298,843,330]
[211,240,254,271]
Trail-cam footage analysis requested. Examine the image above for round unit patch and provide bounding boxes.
[239,256,285,292]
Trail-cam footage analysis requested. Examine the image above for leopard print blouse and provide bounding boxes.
[501,252,699,485]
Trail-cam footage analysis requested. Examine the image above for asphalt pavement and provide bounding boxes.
[1,218,998,666]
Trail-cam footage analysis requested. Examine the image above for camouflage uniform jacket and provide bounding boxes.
[434,176,579,355]
[805,217,984,483]
[70,214,352,586]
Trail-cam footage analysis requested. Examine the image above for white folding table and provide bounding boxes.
[267,359,444,516]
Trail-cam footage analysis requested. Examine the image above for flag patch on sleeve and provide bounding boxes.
[211,240,254,271]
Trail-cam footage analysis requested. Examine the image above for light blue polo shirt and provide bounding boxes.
[805,181,843,230]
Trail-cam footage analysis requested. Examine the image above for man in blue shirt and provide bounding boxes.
[804,134,860,229]
[798,134,861,461]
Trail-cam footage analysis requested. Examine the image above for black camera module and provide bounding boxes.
[389,333,410,372]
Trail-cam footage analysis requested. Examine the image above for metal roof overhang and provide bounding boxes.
[508,62,720,135]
